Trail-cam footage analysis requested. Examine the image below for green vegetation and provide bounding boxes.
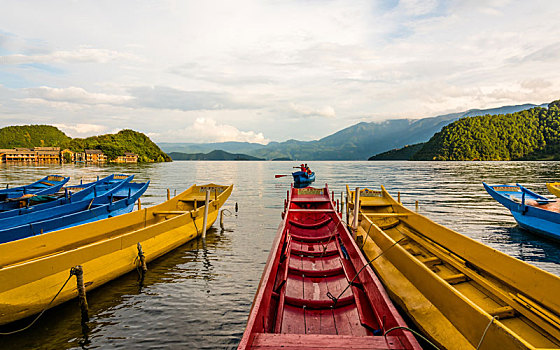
[68,129,171,162]
[412,101,560,160]
[0,125,171,162]
[0,125,70,148]
[369,143,425,160]
[169,150,264,160]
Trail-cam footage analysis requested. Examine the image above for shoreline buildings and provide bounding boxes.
[0,147,139,164]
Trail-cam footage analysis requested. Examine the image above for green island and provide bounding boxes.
[370,100,560,161]
[0,125,171,162]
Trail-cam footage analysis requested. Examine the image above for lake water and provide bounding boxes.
[1,161,560,349]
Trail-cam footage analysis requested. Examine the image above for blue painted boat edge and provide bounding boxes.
[0,174,132,216]
[0,175,50,194]
[0,181,149,244]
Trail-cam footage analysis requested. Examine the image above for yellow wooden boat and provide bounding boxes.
[346,185,560,350]
[0,183,232,326]
[547,182,560,198]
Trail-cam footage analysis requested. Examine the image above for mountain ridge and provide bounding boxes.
[158,102,547,160]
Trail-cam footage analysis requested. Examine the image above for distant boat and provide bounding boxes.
[483,183,560,241]
[348,185,560,349]
[291,171,315,188]
[0,183,232,326]
[238,185,420,350]
[0,180,149,244]
[547,182,560,198]
[0,175,69,202]
[0,174,131,212]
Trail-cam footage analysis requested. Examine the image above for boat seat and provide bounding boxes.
[289,232,334,242]
[365,213,408,218]
[288,264,343,278]
[292,247,338,257]
[288,216,332,229]
[284,294,353,309]
[153,211,187,215]
[289,208,335,213]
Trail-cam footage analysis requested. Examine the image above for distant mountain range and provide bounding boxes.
[158,103,547,160]
[169,150,264,160]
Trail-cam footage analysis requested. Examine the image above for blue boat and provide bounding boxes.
[0,175,69,202]
[0,180,149,244]
[292,171,315,188]
[0,174,133,219]
[483,182,560,241]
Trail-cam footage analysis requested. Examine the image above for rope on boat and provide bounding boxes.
[0,269,74,335]
[384,326,441,350]
[319,219,345,258]
[190,211,199,236]
[327,238,405,305]
[476,316,499,350]
[358,219,375,251]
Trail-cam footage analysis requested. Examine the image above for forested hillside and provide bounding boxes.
[0,125,170,162]
[412,101,560,160]
[0,125,70,148]
[69,129,171,162]
[369,143,425,160]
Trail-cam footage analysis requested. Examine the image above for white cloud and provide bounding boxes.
[25,86,133,105]
[164,118,269,144]
[289,103,335,118]
[53,123,108,137]
[0,48,141,65]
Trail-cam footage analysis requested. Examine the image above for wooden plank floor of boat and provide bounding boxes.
[250,333,407,349]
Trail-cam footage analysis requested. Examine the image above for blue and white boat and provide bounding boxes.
[0,175,69,202]
[292,171,315,188]
[0,180,149,244]
[483,182,560,241]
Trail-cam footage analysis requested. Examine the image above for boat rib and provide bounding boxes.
[347,185,560,350]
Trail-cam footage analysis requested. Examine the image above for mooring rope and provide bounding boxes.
[384,326,441,350]
[190,211,199,235]
[0,269,75,335]
[476,316,499,350]
[327,237,404,305]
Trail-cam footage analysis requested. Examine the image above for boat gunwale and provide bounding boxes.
[0,184,232,268]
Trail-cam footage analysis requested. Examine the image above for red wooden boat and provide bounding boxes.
[239,185,421,349]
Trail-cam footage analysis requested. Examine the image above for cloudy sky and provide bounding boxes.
[1,0,559,144]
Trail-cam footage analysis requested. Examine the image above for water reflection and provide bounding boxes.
[1,161,560,349]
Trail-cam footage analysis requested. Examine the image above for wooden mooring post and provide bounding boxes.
[71,265,89,324]
[202,189,210,238]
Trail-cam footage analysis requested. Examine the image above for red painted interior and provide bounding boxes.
[238,185,421,349]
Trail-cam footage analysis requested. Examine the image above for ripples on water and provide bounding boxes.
[1,161,560,349]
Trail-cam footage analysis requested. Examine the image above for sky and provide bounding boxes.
[0,0,559,144]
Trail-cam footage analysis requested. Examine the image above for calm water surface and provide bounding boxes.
[1,161,560,349]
